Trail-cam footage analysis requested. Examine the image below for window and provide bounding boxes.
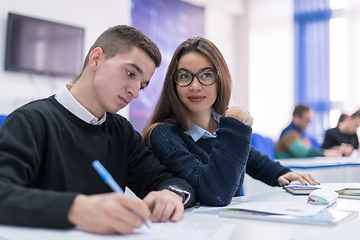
[329,0,349,129]
[329,17,347,103]
[330,0,347,10]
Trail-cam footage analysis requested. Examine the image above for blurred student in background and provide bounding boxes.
[275,104,342,159]
[322,110,360,156]
[142,37,319,206]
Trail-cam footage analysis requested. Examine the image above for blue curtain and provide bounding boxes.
[130,0,204,132]
[294,0,331,143]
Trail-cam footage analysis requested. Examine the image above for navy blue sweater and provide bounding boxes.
[150,117,291,206]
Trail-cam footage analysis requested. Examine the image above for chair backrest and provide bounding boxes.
[308,136,320,149]
[251,133,276,160]
[0,115,7,127]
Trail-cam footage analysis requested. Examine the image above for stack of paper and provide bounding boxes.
[218,201,358,226]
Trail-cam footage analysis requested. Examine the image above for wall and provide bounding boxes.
[248,0,294,140]
[0,0,131,117]
[0,0,295,141]
[205,5,249,110]
[339,0,360,119]
[188,0,295,140]
[183,0,248,109]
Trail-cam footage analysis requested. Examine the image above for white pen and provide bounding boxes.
[92,160,150,228]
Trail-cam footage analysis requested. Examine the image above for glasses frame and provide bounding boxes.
[173,69,218,87]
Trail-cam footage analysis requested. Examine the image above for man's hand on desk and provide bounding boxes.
[278,172,320,187]
[67,193,151,234]
[143,189,184,223]
[67,190,184,235]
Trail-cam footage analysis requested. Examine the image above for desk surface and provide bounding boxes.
[277,156,360,168]
[186,188,360,240]
[1,188,359,240]
[244,157,360,197]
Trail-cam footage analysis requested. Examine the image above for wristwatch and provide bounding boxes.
[165,185,190,205]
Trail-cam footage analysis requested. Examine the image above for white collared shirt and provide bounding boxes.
[185,110,221,142]
[55,83,106,125]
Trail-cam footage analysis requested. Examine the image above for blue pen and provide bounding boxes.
[92,160,150,228]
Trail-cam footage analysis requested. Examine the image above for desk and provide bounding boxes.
[278,157,360,182]
[185,188,360,240]
[243,157,360,196]
[1,189,359,240]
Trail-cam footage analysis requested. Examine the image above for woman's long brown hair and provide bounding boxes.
[142,37,232,148]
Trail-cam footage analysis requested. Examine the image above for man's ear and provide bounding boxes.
[293,114,300,122]
[89,47,104,71]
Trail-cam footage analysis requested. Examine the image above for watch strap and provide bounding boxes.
[165,185,190,205]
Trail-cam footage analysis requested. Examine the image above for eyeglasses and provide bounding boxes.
[173,69,218,87]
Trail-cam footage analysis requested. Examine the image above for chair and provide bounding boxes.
[251,133,276,160]
[0,115,7,127]
[308,136,321,149]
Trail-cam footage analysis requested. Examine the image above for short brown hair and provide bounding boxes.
[338,113,348,124]
[142,37,232,147]
[79,25,161,78]
[293,104,310,117]
[351,109,360,119]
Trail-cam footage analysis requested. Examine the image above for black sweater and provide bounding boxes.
[0,95,195,228]
[322,127,359,150]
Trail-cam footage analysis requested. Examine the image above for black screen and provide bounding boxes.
[5,13,84,77]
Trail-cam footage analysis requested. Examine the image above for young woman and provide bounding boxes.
[322,110,360,155]
[142,37,319,206]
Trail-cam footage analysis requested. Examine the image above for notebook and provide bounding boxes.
[220,208,358,226]
[283,183,360,198]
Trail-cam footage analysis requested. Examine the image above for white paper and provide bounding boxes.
[68,222,235,240]
[224,201,327,216]
[316,182,360,191]
[0,222,235,240]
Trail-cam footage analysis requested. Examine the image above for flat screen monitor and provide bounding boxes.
[5,13,84,77]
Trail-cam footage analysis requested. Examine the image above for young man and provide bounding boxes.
[0,25,196,235]
[275,104,341,158]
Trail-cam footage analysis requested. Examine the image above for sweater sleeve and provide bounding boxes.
[0,111,77,228]
[246,147,291,186]
[150,117,252,206]
[289,141,324,158]
[123,119,196,208]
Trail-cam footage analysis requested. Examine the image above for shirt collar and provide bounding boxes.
[186,109,221,142]
[55,83,106,125]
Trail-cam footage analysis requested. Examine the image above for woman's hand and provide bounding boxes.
[323,148,342,157]
[278,172,319,187]
[339,144,354,156]
[225,106,253,127]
